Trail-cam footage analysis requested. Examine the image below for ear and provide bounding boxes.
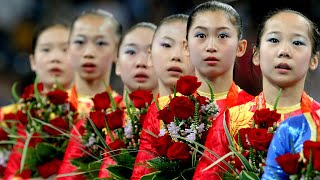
[115,61,121,76]
[309,52,319,70]
[252,46,260,66]
[182,39,190,57]
[236,39,247,58]
[29,54,36,72]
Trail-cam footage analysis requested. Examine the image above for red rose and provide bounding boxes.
[106,109,123,130]
[108,139,126,154]
[47,89,68,105]
[247,128,273,151]
[3,112,17,120]
[237,128,252,150]
[92,91,111,110]
[169,96,195,120]
[90,111,106,129]
[16,169,32,179]
[157,107,174,124]
[0,165,4,176]
[276,153,300,174]
[37,158,61,178]
[0,127,8,141]
[29,132,43,147]
[16,110,28,125]
[253,108,280,128]
[43,117,69,135]
[152,133,173,157]
[129,90,153,109]
[167,142,190,161]
[176,76,201,96]
[303,140,320,171]
[196,96,209,106]
[21,83,44,100]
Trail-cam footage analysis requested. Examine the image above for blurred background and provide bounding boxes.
[0,0,319,106]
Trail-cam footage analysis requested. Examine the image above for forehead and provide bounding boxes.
[122,28,154,45]
[38,26,69,44]
[264,12,310,36]
[72,15,116,36]
[155,21,187,40]
[192,10,235,29]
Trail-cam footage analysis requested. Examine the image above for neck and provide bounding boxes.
[196,69,233,94]
[263,78,305,107]
[158,81,174,97]
[75,75,110,97]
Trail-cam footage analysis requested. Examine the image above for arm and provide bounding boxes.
[131,104,160,180]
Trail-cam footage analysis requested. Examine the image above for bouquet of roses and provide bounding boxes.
[276,140,320,179]
[142,75,220,179]
[6,80,78,179]
[70,89,124,179]
[100,90,154,179]
[217,93,282,180]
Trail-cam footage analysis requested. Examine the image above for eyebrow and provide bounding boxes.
[266,31,307,38]
[193,26,231,31]
[160,36,174,42]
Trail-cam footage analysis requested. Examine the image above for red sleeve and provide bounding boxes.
[4,124,30,179]
[193,111,231,180]
[236,90,254,106]
[131,103,160,180]
[57,119,86,180]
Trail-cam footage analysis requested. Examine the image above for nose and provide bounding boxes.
[49,49,64,63]
[136,53,148,68]
[83,43,96,59]
[171,46,182,62]
[278,42,291,58]
[206,38,217,53]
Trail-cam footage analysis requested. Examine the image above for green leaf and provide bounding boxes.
[273,88,282,110]
[20,131,34,173]
[33,76,44,107]
[11,81,20,103]
[223,113,235,148]
[102,80,116,111]
[35,142,59,160]
[107,165,133,179]
[229,146,253,172]
[141,171,161,180]
[205,80,215,102]
[239,170,260,180]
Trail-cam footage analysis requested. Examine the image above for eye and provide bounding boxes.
[73,40,84,45]
[218,33,229,39]
[267,38,279,43]
[41,48,50,52]
[125,49,136,55]
[96,40,108,46]
[161,43,171,48]
[292,40,305,46]
[195,32,206,39]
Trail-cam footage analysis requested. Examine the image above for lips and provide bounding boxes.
[168,66,182,73]
[204,56,219,65]
[49,67,63,76]
[82,63,97,73]
[275,63,291,70]
[134,73,149,82]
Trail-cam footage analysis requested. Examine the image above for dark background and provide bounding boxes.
[0,0,319,106]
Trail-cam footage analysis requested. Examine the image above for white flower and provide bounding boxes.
[197,123,205,133]
[201,102,220,119]
[124,121,133,139]
[0,149,11,167]
[159,129,167,137]
[168,122,180,138]
[86,135,96,147]
[186,132,196,142]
